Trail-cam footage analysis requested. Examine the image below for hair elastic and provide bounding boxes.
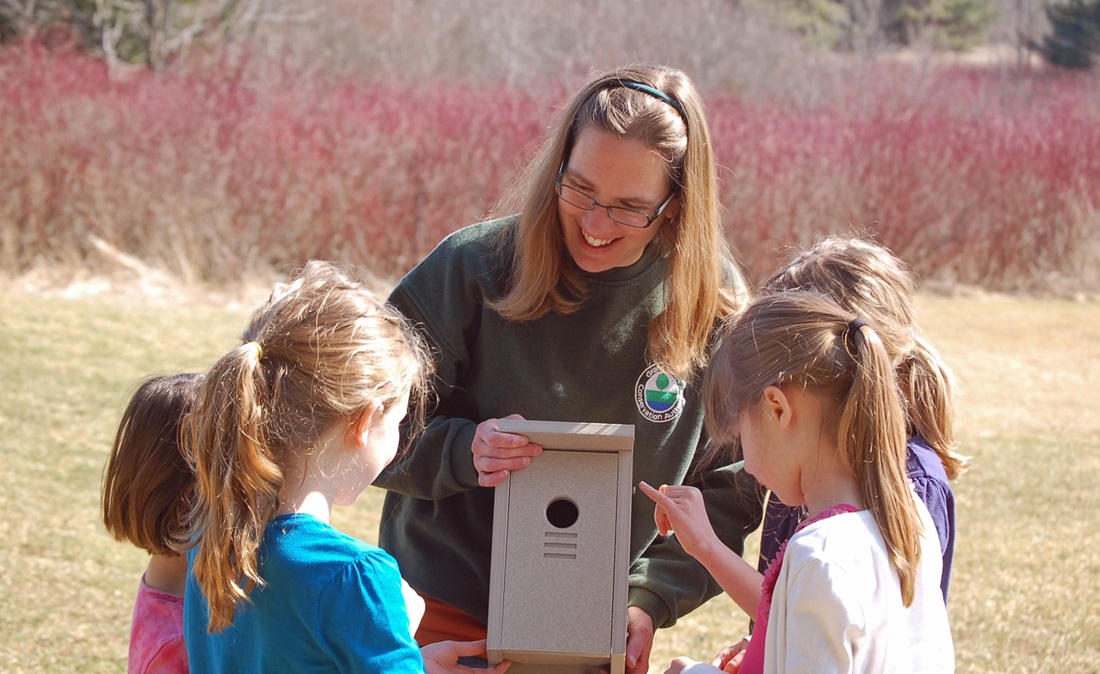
[845,317,869,354]
[615,79,687,124]
[247,341,263,362]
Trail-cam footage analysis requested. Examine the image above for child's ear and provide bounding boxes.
[761,385,793,429]
[347,399,383,448]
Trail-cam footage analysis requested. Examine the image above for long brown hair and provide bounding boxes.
[491,63,746,378]
[763,236,968,480]
[704,291,923,606]
[182,261,433,632]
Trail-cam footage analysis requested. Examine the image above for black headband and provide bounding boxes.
[615,79,687,125]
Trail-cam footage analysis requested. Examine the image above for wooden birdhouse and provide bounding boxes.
[487,419,635,674]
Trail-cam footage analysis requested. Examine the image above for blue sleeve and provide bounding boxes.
[319,549,426,673]
[757,495,805,574]
[910,474,955,603]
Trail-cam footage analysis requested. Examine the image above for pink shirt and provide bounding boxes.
[129,575,188,674]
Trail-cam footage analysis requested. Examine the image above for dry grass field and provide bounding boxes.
[0,283,1097,673]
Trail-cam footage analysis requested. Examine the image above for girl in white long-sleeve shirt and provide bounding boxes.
[643,291,954,673]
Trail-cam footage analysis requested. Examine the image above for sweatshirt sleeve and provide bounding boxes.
[628,459,765,628]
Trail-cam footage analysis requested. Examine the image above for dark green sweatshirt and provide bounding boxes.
[376,216,763,629]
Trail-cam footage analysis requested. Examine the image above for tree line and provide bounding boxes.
[2,1,1097,75]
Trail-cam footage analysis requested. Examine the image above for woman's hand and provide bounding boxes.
[624,606,655,674]
[471,415,542,487]
[420,639,510,674]
[638,481,721,561]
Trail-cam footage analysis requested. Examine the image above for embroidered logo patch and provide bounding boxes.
[635,364,686,423]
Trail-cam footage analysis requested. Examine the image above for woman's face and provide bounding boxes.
[557,126,677,273]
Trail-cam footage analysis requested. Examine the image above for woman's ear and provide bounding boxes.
[347,399,383,448]
[661,192,682,224]
[761,385,793,430]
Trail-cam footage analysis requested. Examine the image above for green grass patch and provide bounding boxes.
[0,290,246,672]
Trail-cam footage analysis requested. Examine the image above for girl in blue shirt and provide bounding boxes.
[182,260,509,674]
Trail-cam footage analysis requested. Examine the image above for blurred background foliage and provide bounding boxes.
[1,0,1098,296]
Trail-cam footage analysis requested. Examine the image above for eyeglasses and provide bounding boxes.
[555,163,677,229]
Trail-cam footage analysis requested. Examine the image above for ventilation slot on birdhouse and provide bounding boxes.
[543,531,577,559]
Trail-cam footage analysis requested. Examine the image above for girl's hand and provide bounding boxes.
[642,484,764,617]
[710,638,750,673]
[638,481,721,561]
[420,639,510,674]
[663,656,724,674]
[471,415,542,487]
[665,657,699,674]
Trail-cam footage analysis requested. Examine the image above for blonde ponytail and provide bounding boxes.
[900,335,969,480]
[187,341,282,632]
[842,321,922,607]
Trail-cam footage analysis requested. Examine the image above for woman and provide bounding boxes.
[375,64,764,674]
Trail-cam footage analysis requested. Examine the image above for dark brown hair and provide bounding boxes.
[101,373,203,555]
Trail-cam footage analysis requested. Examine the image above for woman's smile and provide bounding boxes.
[558,126,676,273]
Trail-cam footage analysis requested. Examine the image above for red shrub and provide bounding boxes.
[1,43,1097,293]
[712,65,1100,291]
